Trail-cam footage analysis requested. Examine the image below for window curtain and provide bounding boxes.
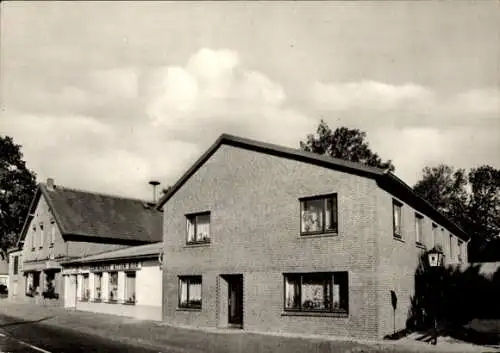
[190,281,202,302]
[180,280,188,305]
[187,219,196,242]
[302,277,328,310]
[196,214,210,240]
[284,277,300,309]
[301,199,323,232]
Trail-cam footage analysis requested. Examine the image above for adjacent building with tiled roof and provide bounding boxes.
[159,133,469,340]
[9,178,162,306]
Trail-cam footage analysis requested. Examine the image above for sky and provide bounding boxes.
[1,1,499,200]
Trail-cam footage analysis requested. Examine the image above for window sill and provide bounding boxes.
[184,242,211,248]
[176,307,202,312]
[393,235,405,243]
[416,242,426,249]
[106,300,119,304]
[281,311,348,318]
[299,232,339,239]
[49,244,54,248]
[123,301,136,306]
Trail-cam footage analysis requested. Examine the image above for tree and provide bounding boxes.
[413,164,469,227]
[0,136,37,257]
[413,164,500,262]
[300,120,395,171]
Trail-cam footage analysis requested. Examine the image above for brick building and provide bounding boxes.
[10,178,162,306]
[157,134,469,340]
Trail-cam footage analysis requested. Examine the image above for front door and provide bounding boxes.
[228,275,243,326]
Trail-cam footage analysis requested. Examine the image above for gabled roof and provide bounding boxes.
[156,133,469,241]
[18,183,162,246]
[61,242,163,265]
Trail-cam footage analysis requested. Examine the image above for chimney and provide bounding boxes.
[149,180,160,203]
[46,178,55,191]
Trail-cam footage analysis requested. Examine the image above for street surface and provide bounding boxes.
[0,313,168,353]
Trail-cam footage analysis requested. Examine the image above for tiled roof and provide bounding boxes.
[62,242,163,265]
[40,184,162,243]
[157,133,468,241]
[18,184,163,245]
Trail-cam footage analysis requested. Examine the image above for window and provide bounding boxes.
[458,240,463,263]
[39,223,44,248]
[13,256,19,275]
[32,226,36,250]
[284,272,348,314]
[108,272,118,302]
[81,274,89,301]
[393,200,402,238]
[94,273,102,301]
[125,272,136,304]
[50,221,56,246]
[178,276,202,309]
[186,212,210,244]
[432,224,438,246]
[300,194,338,235]
[449,235,454,259]
[415,214,423,245]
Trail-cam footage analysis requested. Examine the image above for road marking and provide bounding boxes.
[0,332,52,353]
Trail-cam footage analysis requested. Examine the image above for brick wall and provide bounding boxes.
[374,187,467,338]
[163,145,382,339]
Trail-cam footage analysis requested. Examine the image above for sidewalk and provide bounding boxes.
[0,300,496,353]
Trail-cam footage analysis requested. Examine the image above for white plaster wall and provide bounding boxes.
[136,264,161,307]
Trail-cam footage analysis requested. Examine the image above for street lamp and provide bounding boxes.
[427,247,444,345]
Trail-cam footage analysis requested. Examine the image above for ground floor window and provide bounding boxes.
[125,272,136,304]
[81,274,89,301]
[25,272,40,296]
[284,272,348,314]
[94,273,102,301]
[108,272,118,302]
[42,271,58,299]
[178,276,202,309]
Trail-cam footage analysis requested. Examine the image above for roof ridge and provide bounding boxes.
[41,183,153,204]
[220,133,387,174]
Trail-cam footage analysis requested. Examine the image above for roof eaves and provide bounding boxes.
[61,252,160,266]
[16,185,42,248]
[381,172,469,241]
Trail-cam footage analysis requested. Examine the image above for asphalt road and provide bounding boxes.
[0,314,169,353]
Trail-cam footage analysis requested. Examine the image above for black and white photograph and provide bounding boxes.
[0,1,499,352]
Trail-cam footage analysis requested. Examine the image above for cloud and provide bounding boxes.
[311,80,434,111]
[146,48,310,147]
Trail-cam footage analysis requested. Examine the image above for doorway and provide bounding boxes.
[224,274,243,327]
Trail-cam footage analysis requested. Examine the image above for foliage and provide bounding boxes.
[413,164,500,262]
[0,136,37,255]
[299,120,395,172]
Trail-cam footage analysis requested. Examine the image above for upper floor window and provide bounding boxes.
[300,194,338,235]
[13,256,19,275]
[458,239,463,263]
[432,224,438,246]
[449,234,454,259]
[186,212,210,244]
[39,223,44,249]
[31,226,36,250]
[179,276,202,309]
[393,200,403,238]
[284,272,348,314]
[415,214,423,245]
[50,221,56,246]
